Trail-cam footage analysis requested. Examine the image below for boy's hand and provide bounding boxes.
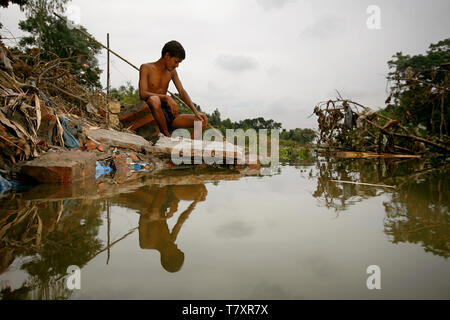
[166,96,179,116]
[194,111,207,122]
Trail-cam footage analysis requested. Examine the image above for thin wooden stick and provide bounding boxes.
[53,12,140,72]
[0,134,25,151]
[107,200,111,265]
[330,179,395,188]
[91,226,138,260]
[47,82,88,103]
[106,33,110,128]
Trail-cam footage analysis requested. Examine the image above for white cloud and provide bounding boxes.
[300,15,347,39]
[256,0,297,10]
[214,54,258,72]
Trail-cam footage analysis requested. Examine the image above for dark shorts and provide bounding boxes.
[161,100,175,129]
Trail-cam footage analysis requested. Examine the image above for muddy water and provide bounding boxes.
[0,158,448,299]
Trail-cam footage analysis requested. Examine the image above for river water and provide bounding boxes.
[0,157,448,299]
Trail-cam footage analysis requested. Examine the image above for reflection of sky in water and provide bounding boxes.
[0,162,449,299]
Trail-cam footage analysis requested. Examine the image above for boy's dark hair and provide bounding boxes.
[161,40,185,59]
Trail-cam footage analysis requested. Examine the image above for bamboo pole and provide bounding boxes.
[53,12,140,72]
[330,179,395,188]
[91,227,138,261]
[106,33,110,128]
[107,200,111,265]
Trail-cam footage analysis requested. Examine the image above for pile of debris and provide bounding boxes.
[313,98,450,156]
[0,41,119,169]
[0,42,147,185]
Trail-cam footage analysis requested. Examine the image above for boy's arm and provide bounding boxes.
[139,64,168,101]
[171,69,205,121]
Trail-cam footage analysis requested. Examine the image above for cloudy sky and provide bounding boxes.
[1,0,449,129]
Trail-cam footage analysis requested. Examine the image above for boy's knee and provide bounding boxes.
[147,96,161,109]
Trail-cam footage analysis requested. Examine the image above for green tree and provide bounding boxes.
[209,108,222,126]
[385,38,449,139]
[110,82,141,107]
[280,128,316,145]
[17,0,103,88]
[20,0,69,49]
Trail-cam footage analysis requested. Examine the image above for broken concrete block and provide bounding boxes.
[108,101,121,114]
[21,151,97,183]
[86,128,151,152]
[119,101,159,132]
[118,101,160,141]
[112,153,129,180]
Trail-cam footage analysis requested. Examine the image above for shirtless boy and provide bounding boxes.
[139,40,208,137]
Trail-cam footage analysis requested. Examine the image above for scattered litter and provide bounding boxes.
[131,162,152,172]
[95,161,113,179]
[124,155,153,173]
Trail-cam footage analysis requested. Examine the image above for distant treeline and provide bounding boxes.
[206,107,316,145]
[110,84,316,145]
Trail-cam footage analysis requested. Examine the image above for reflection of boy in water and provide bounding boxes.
[137,184,207,272]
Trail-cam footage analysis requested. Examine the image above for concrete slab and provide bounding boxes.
[86,128,151,152]
[21,151,96,183]
[150,134,246,163]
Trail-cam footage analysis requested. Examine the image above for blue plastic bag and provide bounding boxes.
[95,161,113,178]
[0,173,17,193]
[59,116,80,149]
